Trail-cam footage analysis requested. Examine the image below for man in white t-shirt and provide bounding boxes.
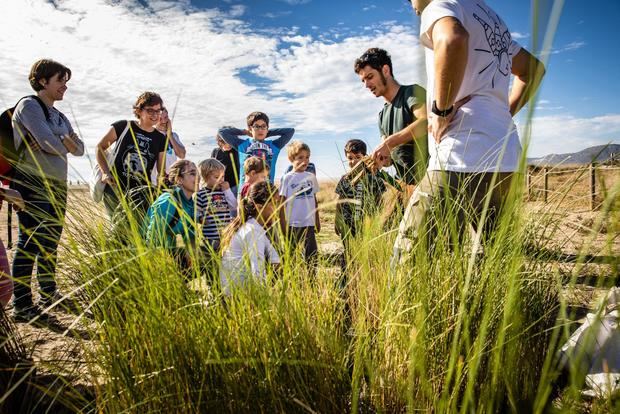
[393,0,545,261]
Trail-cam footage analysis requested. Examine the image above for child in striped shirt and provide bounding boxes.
[195,159,238,251]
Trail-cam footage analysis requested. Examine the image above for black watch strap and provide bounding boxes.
[432,100,454,117]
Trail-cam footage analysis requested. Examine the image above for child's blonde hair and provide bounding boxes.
[198,158,225,182]
[244,156,267,175]
[287,140,310,162]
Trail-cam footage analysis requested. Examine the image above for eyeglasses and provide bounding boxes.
[144,108,163,116]
[251,124,268,130]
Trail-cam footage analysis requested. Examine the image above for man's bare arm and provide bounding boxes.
[431,16,469,110]
[509,48,546,116]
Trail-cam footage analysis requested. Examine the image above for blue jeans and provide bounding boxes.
[11,173,67,309]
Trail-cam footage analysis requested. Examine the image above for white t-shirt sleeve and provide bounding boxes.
[279,174,289,197]
[311,174,319,195]
[509,39,522,59]
[420,0,465,46]
[248,228,280,278]
[264,236,280,264]
[224,188,238,214]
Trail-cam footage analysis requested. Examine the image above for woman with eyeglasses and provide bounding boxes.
[144,159,197,268]
[96,91,167,216]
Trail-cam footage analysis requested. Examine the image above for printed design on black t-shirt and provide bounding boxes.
[245,141,273,167]
[120,131,154,179]
[473,2,512,87]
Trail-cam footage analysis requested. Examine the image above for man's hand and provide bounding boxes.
[371,137,392,171]
[26,140,41,152]
[428,96,471,143]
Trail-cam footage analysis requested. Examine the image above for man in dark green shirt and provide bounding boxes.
[354,48,429,185]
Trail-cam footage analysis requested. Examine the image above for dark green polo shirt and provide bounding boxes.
[378,84,428,185]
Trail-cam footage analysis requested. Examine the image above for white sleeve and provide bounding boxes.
[264,235,280,264]
[420,0,464,44]
[311,175,319,195]
[279,175,288,197]
[223,189,238,214]
[248,233,266,278]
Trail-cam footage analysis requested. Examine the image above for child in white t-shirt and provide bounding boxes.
[219,181,280,295]
[279,141,320,269]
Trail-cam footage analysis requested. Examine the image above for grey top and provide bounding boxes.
[12,96,84,182]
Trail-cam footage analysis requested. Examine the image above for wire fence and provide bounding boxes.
[526,164,620,211]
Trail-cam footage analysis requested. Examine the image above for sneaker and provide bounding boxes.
[39,291,80,312]
[13,306,52,324]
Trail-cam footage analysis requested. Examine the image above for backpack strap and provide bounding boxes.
[9,95,51,162]
[29,95,51,121]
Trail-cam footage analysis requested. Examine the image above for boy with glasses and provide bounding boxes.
[218,111,294,192]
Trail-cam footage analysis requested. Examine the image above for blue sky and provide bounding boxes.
[0,0,618,181]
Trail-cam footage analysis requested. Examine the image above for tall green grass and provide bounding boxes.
[52,165,615,413]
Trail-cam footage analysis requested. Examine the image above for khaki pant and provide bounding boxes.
[392,170,516,263]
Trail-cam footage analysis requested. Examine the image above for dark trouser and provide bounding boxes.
[289,226,318,270]
[393,170,515,265]
[11,173,67,309]
[102,184,119,217]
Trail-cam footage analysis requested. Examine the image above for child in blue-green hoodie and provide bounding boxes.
[145,160,197,251]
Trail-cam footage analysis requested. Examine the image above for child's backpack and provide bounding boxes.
[0,96,50,184]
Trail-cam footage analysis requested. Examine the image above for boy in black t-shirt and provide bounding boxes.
[211,131,240,196]
[96,92,167,216]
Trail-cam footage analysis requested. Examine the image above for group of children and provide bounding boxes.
[143,107,392,294]
[142,111,324,293]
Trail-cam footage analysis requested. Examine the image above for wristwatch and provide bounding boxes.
[432,100,454,117]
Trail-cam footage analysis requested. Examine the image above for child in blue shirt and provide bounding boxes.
[218,111,294,187]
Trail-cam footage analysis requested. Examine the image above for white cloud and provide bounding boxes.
[540,40,586,56]
[363,5,377,12]
[522,114,620,157]
[510,31,529,40]
[277,0,311,5]
[0,0,425,180]
[228,4,246,17]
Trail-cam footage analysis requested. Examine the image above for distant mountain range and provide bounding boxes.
[527,144,620,166]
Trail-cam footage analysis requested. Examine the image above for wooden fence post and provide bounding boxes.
[526,168,531,201]
[543,167,548,204]
[590,162,596,211]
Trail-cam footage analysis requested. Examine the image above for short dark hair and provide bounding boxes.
[246,111,269,128]
[133,92,163,119]
[29,59,72,92]
[344,139,367,156]
[354,48,393,77]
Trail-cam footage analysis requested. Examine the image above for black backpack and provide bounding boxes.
[0,95,50,184]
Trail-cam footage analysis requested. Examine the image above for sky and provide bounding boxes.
[0,0,618,182]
